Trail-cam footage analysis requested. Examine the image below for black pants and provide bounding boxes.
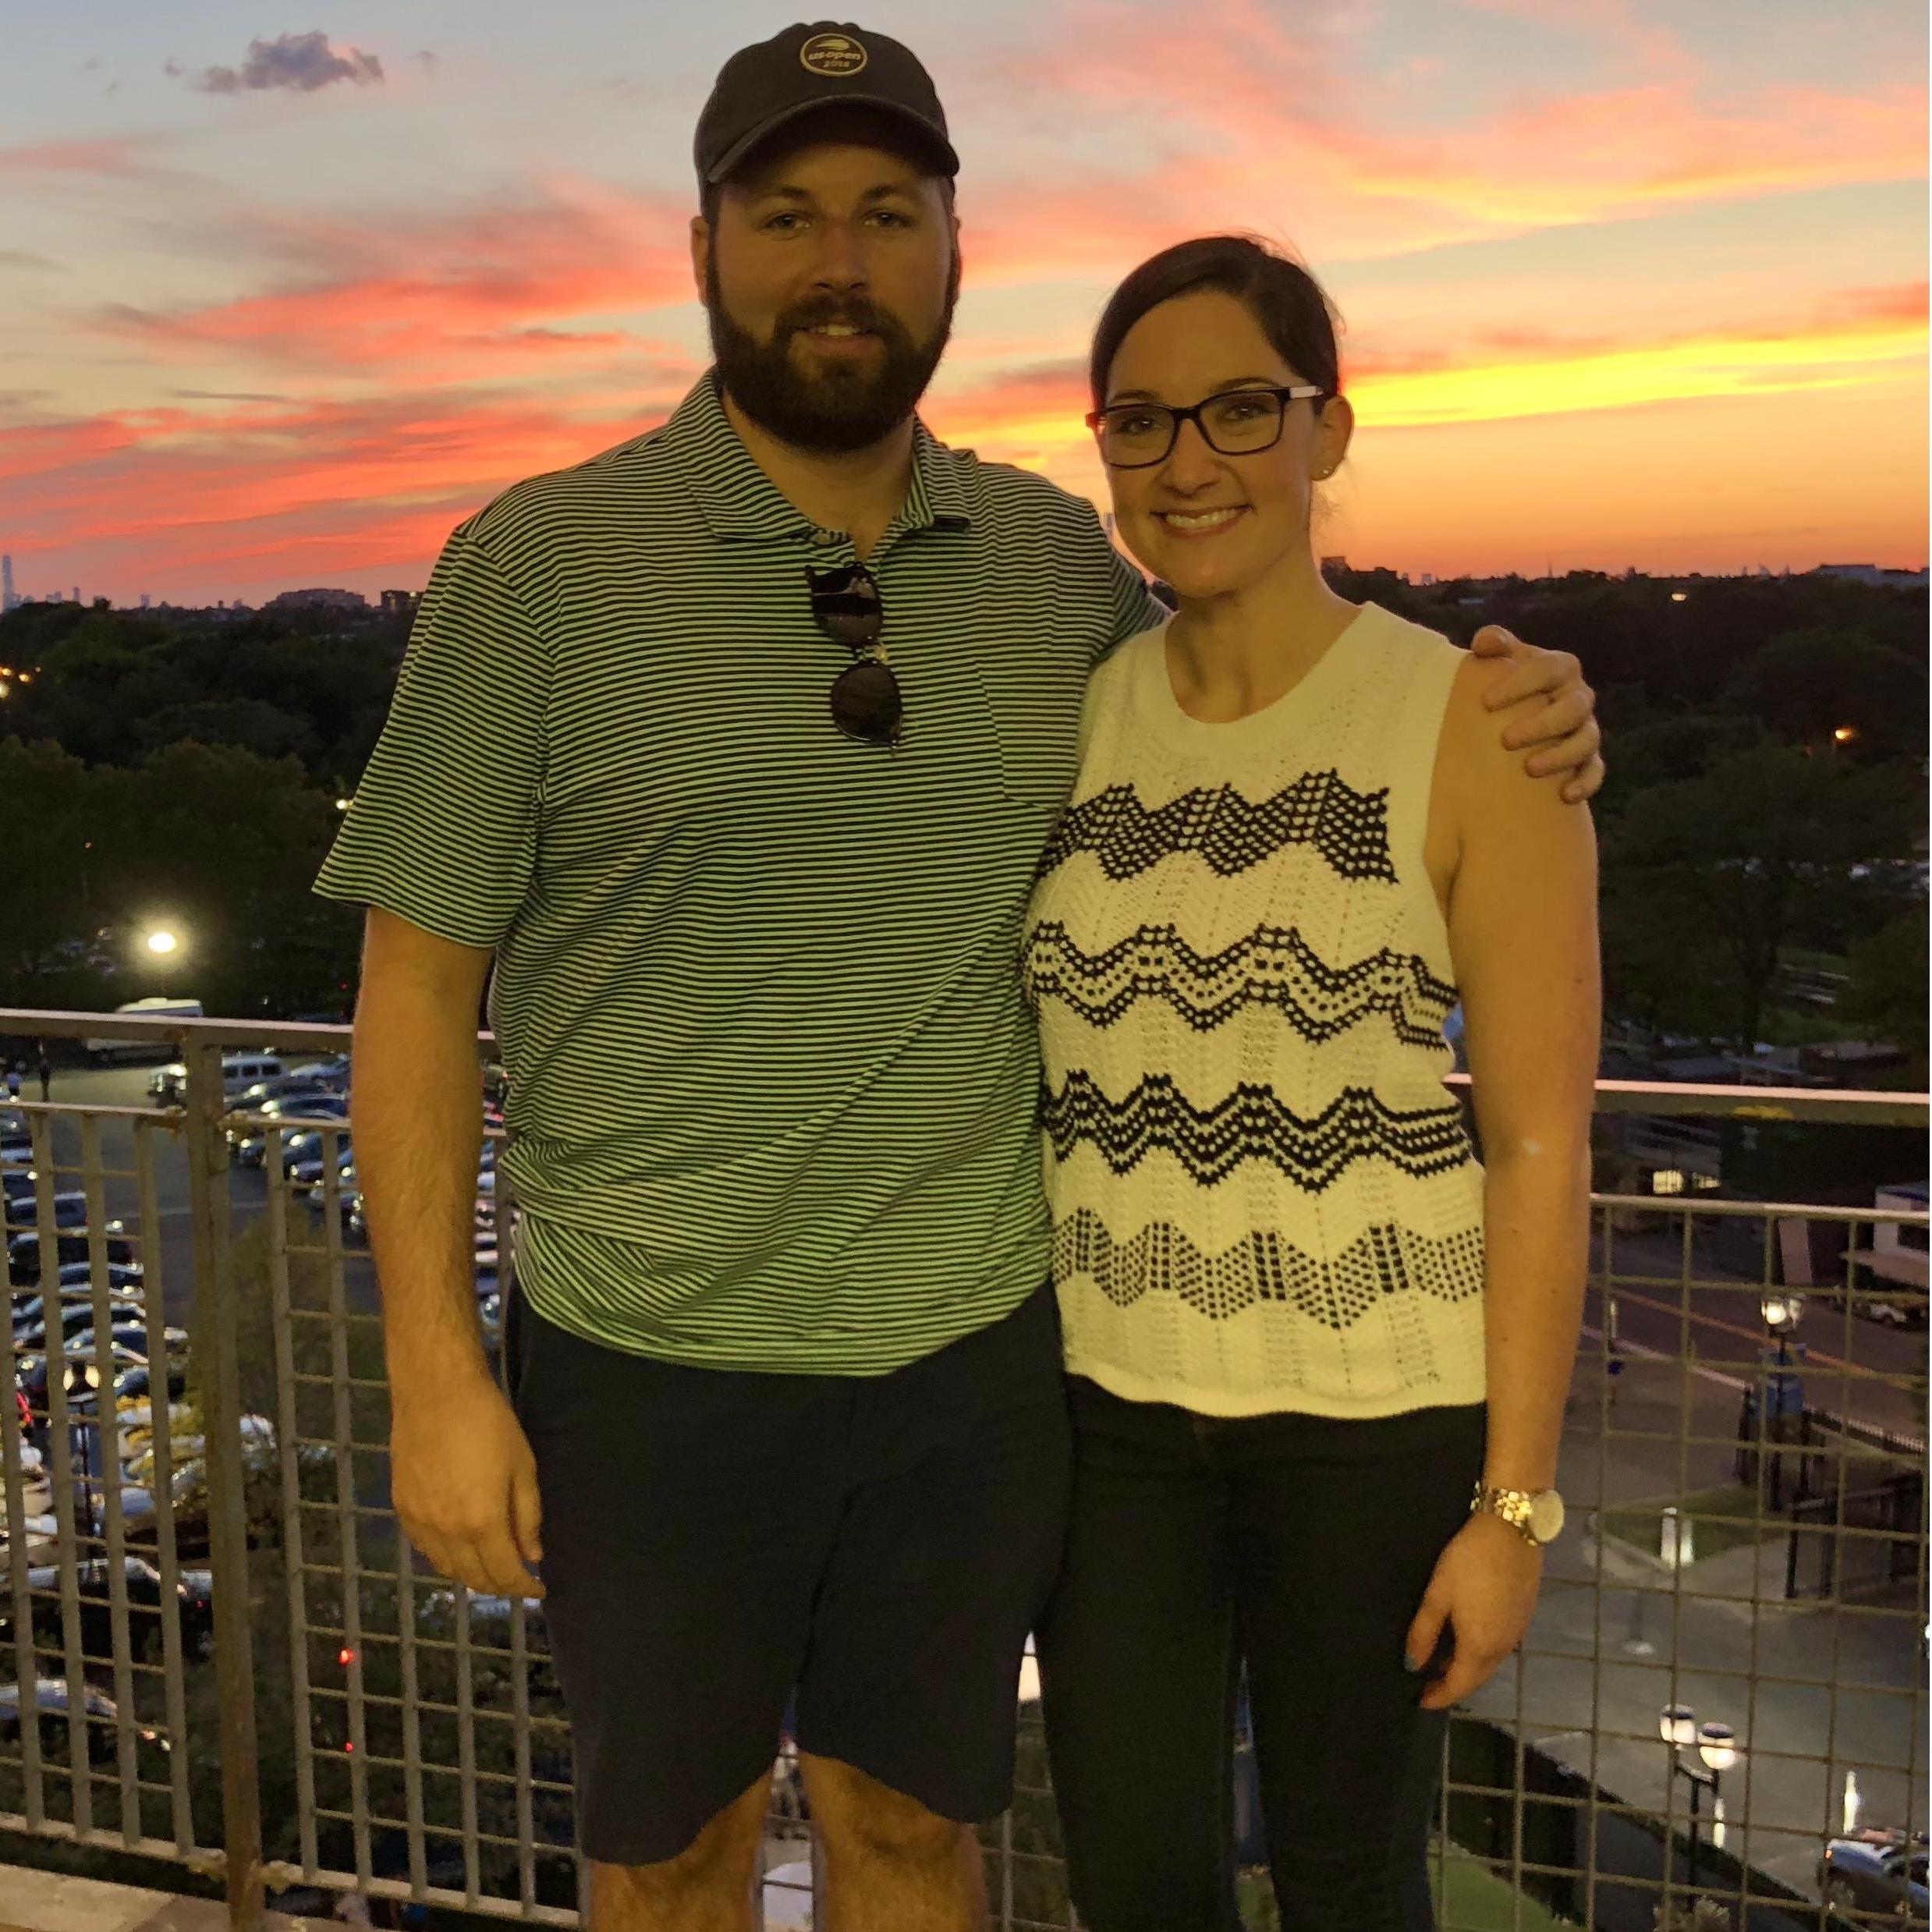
[1036,1376,1486,1932]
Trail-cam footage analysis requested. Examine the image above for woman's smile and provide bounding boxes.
[1153,505,1250,537]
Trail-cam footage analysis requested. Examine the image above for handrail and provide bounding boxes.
[5,1007,1923,1125]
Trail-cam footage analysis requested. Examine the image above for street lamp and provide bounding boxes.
[1660,1706,1742,1894]
[141,925,182,998]
[1757,1293,1806,1508]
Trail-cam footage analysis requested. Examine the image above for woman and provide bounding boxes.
[1024,234,1601,1931]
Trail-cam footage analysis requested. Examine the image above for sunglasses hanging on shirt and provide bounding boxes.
[806,562,902,747]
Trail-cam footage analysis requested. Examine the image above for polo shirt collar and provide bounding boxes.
[667,370,972,544]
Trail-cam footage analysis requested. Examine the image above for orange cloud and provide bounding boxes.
[926,282,1930,459]
[953,1,1925,278]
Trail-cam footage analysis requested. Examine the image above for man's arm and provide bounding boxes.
[356,906,543,1597]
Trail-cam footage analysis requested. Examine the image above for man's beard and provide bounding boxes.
[705,251,958,456]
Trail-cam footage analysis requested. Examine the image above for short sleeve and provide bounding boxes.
[1087,515,1168,665]
[314,519,550,949]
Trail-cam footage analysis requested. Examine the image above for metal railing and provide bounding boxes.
[1,1009,1925,1932]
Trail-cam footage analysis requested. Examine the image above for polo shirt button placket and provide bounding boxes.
[810,529,837,547]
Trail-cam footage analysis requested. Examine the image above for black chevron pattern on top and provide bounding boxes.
[1040,1072,1474,1189]
[1023,919,1458,1041]
[1054,1206,1486,1329]
[1033,771,1395,884]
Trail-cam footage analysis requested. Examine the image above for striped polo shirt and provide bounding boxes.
[317,370,1161,1374]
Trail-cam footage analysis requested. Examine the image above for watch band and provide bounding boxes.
[1470,1481,1563,1547]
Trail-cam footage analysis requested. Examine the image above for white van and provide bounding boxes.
[147,1052,284,1107]
[85,998,205,1062]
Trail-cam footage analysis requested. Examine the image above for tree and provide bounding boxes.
[1838,910,1930,1065]
[1600,739,1920,1048]
[1721,629,1927,763]
[0,737,111,1006]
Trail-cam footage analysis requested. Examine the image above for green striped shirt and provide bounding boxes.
[317,371,1160,1374]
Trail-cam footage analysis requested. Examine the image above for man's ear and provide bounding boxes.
[689,214,710,303]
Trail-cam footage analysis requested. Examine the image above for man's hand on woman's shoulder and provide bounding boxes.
[1468,626,1603,804]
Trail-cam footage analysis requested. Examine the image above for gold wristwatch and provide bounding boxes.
[1471,1482,1565,1547]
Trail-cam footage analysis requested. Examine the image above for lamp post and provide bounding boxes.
[1661,1706,1741,1895]
[1759,1293,1806,1508]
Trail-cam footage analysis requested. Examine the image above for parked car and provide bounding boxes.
[10,1554,214,1661]
[0,1677,168,1760]
[2,1187,97,1235]
[0,1115,32,1166]
[51,1260,147,1296]
[230,1094,349,1166]
[15,1342,162,1417]
[1820,1829,1927,1923]
[13,1297,146,1351]
[288,1143,355,1200]
[7,1230,137,1289]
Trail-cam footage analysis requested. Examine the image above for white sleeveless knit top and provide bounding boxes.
[1022,602,1487,1418]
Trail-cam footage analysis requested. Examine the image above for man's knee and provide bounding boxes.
[588,1774,767,1928]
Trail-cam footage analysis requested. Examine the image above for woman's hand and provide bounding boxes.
[1403,1510,1543,1711]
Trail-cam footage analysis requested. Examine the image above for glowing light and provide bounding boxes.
[1833,726,1856,743]
[145,929,179,958]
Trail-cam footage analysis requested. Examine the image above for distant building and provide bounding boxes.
[1814,563,1930,589]
[379,589,421,616]
[268,587,370,612]
[1320,555,1349,574]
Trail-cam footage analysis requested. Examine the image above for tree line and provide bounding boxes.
[1,573,1924,1068]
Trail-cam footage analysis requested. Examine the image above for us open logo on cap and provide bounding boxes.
[800,31,867,76]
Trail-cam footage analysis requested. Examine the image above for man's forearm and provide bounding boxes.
[1480,1142,1592,1491]
[353,980,491,1395]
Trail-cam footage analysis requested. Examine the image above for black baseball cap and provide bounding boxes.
[694,22,959,189]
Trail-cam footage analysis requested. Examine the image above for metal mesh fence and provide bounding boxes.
[2,1021,1924,1932]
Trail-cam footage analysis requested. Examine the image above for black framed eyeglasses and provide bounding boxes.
[1086,384,1327,469]
[806,562,902,746]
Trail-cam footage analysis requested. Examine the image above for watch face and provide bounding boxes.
[1528,1491,1565,1543]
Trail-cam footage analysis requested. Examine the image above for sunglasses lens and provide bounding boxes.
[830,661,902,745]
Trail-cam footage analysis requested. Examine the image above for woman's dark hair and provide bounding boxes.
[1087,234,1342,411]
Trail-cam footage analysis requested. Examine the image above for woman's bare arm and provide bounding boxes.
[1446,658,1601,1491]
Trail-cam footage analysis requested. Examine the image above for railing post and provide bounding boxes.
[185,1036,266,1930]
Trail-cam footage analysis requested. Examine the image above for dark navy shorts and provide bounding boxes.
[508,1282,1073,1866]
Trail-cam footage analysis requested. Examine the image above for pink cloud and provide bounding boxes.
[59,177,697,381]
[951,2,1924,280]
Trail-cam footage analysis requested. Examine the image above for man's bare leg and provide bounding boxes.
[800,1753,987,1932]
[587,1771,769,1932]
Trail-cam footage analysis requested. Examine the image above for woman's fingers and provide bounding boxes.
[1417,1632,1515,1711]
[1404,1579,1450,1675]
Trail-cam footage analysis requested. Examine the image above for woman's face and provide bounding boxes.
[1100,287,1350,604]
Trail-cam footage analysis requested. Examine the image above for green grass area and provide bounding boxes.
[1235,1844,1576,1930]
[1597,1484,1782,1562]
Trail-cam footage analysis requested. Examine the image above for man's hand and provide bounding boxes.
[1469,626,1604,804]
[1403,1511,1541,1711]
[390,1370,545,1598]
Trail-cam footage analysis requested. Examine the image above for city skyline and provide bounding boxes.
[1,1,1926,608]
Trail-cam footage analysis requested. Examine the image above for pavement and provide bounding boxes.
[0,1866,309,1932]
[1469,1352,1927,1904]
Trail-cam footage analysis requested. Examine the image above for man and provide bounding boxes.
[317,23,1604,1932]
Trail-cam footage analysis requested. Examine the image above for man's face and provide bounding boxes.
[694,133,960,454]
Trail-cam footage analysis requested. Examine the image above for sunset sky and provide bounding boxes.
[2,0,1926,608]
